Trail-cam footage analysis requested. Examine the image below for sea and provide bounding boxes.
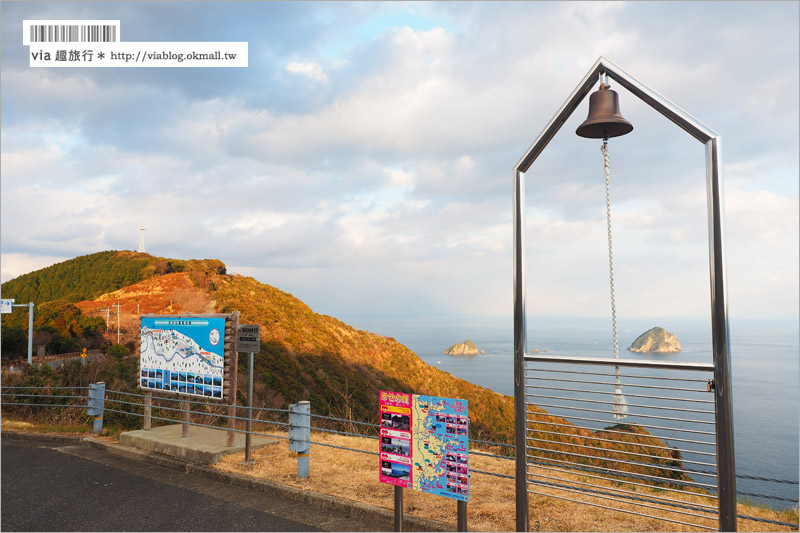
[344,314,799,509]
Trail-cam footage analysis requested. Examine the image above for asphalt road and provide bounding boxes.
[1,438,385,532]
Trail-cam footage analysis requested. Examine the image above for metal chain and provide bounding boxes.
[602,139,619,365]
[603,138,628,421]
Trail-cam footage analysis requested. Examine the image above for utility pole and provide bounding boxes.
[139,226,146,253]
[99,307,110,328]
[112,302,122,345]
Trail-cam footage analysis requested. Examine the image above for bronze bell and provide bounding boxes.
[576,84,633,139]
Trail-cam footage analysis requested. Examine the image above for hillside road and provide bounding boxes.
[1,437,386,532]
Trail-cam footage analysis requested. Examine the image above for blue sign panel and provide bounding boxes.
[140,316,226,399]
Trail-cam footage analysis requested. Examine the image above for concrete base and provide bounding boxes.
[119,424,276,464]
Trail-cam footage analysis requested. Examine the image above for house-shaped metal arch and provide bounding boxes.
[511,56,735,531]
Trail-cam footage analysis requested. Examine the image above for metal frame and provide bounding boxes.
[512,56,736,531]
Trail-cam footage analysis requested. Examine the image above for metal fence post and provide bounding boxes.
[143,391,152,430]
[289,401,310,479]
[87,382,105,434]
[513,168,529,532]
[181,399,190,438]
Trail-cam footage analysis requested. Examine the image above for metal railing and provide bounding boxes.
[523,354,798,531]
[1,385,796,530]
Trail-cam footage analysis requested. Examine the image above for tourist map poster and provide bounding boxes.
[379,391,469,501]
[140,316,226,399]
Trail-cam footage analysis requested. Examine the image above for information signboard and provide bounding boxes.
[237,324,260,353]
[140,315,226,399]
[379,391,469,501]
[1,299,14,314]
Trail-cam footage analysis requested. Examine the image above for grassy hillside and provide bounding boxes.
[0,252,225,358]
[0,250,226,304]
[2,251,689,482]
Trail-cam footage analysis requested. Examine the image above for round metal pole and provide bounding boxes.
[181,399,190,438]
[394,485,403,532]
[706,137,736,531]
[457,499,467,532]
[513,169,529,532]
[245,352,254,462]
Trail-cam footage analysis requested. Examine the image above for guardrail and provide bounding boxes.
[1,384,796,530]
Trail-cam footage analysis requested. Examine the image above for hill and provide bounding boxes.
[629,327,682,353]
[2,251,688,480]
[0,252,226,357]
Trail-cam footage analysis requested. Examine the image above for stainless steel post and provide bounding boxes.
[245,352,254,462]
[143,391,152,430]
[457,499,467,531]
[394,485,403,532]
[513,168,529,532]
[706,137,737,531]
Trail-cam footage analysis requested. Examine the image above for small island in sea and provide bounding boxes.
[628,327,681,353]
[444,340,479,356]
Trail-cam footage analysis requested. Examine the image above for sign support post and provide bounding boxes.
[7,302,35,365]
[26,302,34,365]
[236,323,260,462]
[245,351,255,462]
[394,485,403,532]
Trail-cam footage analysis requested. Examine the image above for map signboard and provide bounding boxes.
[379,391,469,502]
[140,316,226,399]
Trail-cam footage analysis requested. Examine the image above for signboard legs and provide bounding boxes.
[394,485,403,532]
[457,500,467,532]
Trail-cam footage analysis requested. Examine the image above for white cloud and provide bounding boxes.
[0,2,797,321]
[286,62,329,83]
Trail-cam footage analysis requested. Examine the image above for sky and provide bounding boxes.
[1,1,798,324]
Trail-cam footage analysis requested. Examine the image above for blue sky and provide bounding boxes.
[1,1,797,323]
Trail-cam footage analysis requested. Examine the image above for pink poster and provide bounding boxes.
[379,391,413,488]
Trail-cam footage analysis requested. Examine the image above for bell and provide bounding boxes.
[576,84,633,139]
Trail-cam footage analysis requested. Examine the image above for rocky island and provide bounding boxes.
[628,327,681,353]
[444,340,479,356]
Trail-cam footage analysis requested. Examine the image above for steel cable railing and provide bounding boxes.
[524,355,723,530]
[1,384,797,530]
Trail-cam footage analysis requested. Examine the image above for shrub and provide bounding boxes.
[108,344,130,359]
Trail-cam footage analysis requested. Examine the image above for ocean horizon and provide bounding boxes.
[344,314,800,509]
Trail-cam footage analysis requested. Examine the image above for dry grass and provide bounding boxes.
[1,418,91,435]
[216,429,798,532]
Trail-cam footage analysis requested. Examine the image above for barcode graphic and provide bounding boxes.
[29,24,117,43]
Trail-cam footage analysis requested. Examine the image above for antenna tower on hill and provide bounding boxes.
[139,226,146,253]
